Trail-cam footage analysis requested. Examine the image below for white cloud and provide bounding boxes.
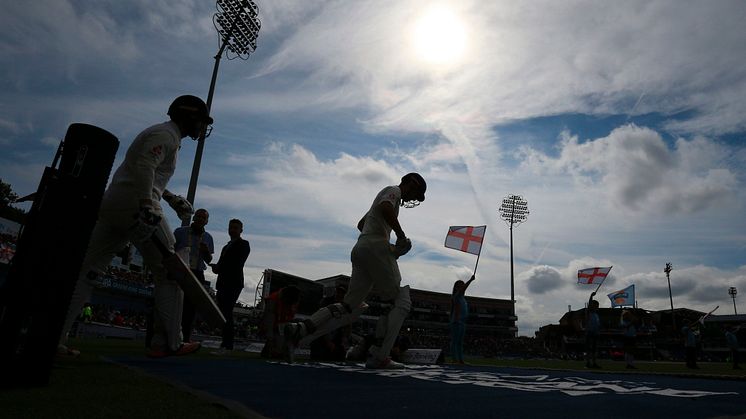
[198,143,401,223]
[519,124,740,215]
[40,137,60,148]
[0,1,140,83]
[520,265,564,294]
[255,0,746,139]
[0,118,21,134]
[625,265,746,307]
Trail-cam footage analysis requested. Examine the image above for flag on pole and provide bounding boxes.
[607,284,635,307]
[444,226,486,256]
[697,305,719,326]
[577,267,612,284]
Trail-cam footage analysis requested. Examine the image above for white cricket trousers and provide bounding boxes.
[344,237,409,361]
[60,207,184,351]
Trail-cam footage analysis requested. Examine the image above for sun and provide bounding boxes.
[410,6,468,66]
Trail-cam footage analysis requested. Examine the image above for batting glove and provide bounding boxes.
[163,191,194,221]
[393,237,412,259]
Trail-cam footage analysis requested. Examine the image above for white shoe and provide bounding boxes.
[365,356,405,370]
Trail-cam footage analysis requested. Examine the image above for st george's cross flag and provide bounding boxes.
[577,267,612,284]
[444,226,486,256]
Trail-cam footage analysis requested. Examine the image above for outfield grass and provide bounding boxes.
[0,338,253,419]
[1,338,743,419]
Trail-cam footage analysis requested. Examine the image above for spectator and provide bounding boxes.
[621,310,637,369]
[450,274,476,365]
[584,292,601,369]
[173,208,214,342]
[725,325,741,370]
[112,311,125,326]
[81,303,93,323]
[210,219,251,355]
[261,286,301,359]
[681,320,700,369]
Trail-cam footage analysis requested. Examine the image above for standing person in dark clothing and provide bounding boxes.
[682,320,700,369]
[621,310,637,369]
[174,208,214,342]
[450,274,475,364]
[261,286,301,359]
[210,219,250,355]
[725,325,741,370]
[584,292,601,369]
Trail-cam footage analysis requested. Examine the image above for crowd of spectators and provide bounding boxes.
[79,303,148,330]
[411,299,446,313]
[105,266,152,286]
[0,232,17,264]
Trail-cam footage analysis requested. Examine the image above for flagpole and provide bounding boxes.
[473,250,482,276]
[472,225,486,276]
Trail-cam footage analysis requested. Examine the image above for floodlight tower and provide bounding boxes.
[664,262,675,329]
[184,0,261,222]
[498,194,529,318]
[729,287,738,315]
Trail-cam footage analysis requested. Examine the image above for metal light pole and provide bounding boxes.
[729,287,738,315]
[184,0,261,224]
[498,194,529,321]
[664,262,675,329]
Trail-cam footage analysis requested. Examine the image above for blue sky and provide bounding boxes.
[1,0,745,335]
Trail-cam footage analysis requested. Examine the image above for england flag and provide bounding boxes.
[444,226,486,256]
[577,266,612,284]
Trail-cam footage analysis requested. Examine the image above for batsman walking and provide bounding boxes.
[282,172,427,369]
[58,95,213,358]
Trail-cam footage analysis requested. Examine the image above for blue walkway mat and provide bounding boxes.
[109,357,746,419]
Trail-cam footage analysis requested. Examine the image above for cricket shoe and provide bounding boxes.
[365,356,405,370]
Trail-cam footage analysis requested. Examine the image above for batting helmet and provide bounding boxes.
[401,172,426,208]
[167,95,213,124]
[402,172,426,201]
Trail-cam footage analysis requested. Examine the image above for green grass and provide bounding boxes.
[0,338,254,419]
[1,339,743,419]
